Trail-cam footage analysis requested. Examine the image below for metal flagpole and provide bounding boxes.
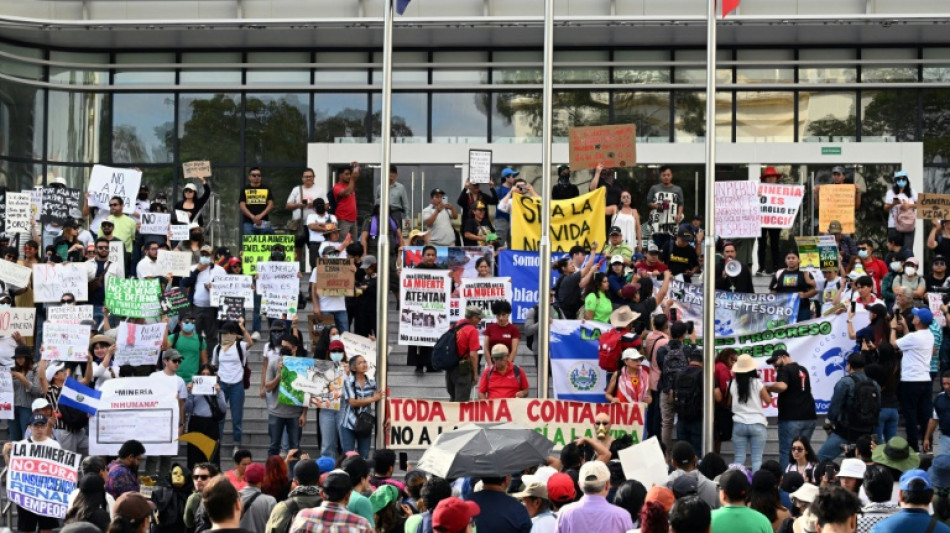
[376,0,395,448]
[537,0,555,400]
[701,0,719,455]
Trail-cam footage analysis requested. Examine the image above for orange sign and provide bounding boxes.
[568,124,637,171]
[818,184,856,234]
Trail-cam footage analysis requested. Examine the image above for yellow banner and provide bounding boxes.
[511,187,605,252]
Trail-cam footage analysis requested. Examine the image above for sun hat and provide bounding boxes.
[871,436,920,473]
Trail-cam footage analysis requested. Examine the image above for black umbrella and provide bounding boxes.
[415,422,555,479]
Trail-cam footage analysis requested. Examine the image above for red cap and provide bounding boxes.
[433,497,480,533]
[645,486,675,512]
[227,257,242,267]
[244,462,265,485]
[547,472,577,504]
[328,340,345,352]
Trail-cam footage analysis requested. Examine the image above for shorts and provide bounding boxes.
[18,506,60,531]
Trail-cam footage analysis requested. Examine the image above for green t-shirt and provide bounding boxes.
[711,505,773,533]
[585,292,613,323]
[170,333,204,383]
[107,214,137,253]
[348,490,375,527]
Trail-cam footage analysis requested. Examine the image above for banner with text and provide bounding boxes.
[160,287,190,316]
[105,278,161,318]
[40,187,81,225]
[89,377,179,456]
[402,246,492,283]
[182,161,212,180]
[715,181,761,238]
[47,305,93,324]
[241,235,295,275]
[4,192,31,236]
[115,321,167,367]
[157,250,193,278]
[399,270,451,346]
[33,263,88,303]
[918,193,950,220]
[759,183,805,228]
[315,259,354,297]
[0,308,35,336]
[568,124,637,170]
[279,357,345,409]
[819,184,856,234]
[664,280,799,337]
[458,277,512,330]
[41,322,90,361]
[0,259,32,289]
[7,441,80,518]
[512,187,606,252]
[210,275,254,309]
[87,165,141,214]
[139,213,171,235]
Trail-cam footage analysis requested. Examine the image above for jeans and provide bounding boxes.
[10,406,31,442]
[318,409,343,458]
[733,422,768,471]
[900,381,933,451]
[253,292,262,333]
[340,426,371,459]
[445,363,474,402]
[268,415,300,457]
[660,391,676,451]
[220,380,245,445]
[939,434,950,457]
[758,228,781,272]
[243,222,275,236]
[677,418,703,455]
[818,432,851,462]
[778,420,816,471]
[875,407,900,444]
[323,310,348,333]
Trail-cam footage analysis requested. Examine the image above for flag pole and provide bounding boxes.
[537,0,555,399]
[376,0,395,448]
[701,0,719,455]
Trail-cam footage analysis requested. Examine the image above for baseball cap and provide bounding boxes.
[183,183,198,192]
[328,340,346,353]
[827,220,843,234]
[557,164,570,173]
[370,484,400,514]
[609,226,623,236]
[31,398,50,411]
[838,458,866,479]
[670,475,698,497]
[620,283,640,300]
[500,168,520,179]
[513,480,549,500]
[645,486,675,512]
[113,492,156,525]
[547,472,577,504]
[45,362,65,383]
[895,170,909,179]
[899,469,933,491]
[647,243,659,254]
[905,256,920,265]
[14,346,32,359]
[316,456,336,474]
[162,348,183,362]
[490,344,508,359]
[63,218,81,229]
[50,176,67,186]
[465,305,484,318]
[610,255,624,265]
[671,441,696,467]
[912,307,934,326]
[522,466,558,487]
[765,348,789,366]
[244,463,265,485]
[430,188,446,198]
[621,348,644,361]
[199,244,213,253]
[29,414,48,426]
[473,201,487,210]
[433,497,480,533]
[360,255,377,269]
[579,460,610,485]
[677,228,693,239]
[831,166,846,174]
[323,469,354,493]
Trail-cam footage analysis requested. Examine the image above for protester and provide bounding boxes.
[858,465,899,532]
[612,479,647,529]
[926,372,950,455]
[478,344,529,399]
[201,475,256,533]
[149,463,193,533]
[554,244,602,320]
[556,460,633,533]
[646,165,685,252]
[818,352,881,462]
[12,414,62,533]
[766,349,817,471]
[770,250,817,322]
[482,300,520,364]
[883,170,917,255]
[263,339,308,457]
[670,495,711,533]
[163,309,207,384]
[226,449,253,491]
[237,462,276,532]
[583,272,612,322]
[107,492,155,533]
[785,436,819,484]
[711,469,773,533]
[603,226,635,264]
[747,470,791,532]
[64,471,112,531]
[468,474,532,533]
[730,354,772,471]
[212,319,254,455]
[808,486,863,533]
[716,241,754,293]
[183,462,219,531]
[446,306,483,402]
[606,348,652,404]
[368,449,407,494]
[931,455,950,527]
[240,167,275,236]
[10,346,39,441]
[868,470,950,532]
[106,439,145,499]
[639,486,673,533]
[341,354,382,458]
[667,441,720,510]
[265,458,323,533]
[341,456,376,527]
[422,188,459,247]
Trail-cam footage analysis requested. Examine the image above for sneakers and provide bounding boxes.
[414,367,424,376]
[251,331,261,341]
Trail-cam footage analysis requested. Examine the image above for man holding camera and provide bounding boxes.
[817,351,881,462]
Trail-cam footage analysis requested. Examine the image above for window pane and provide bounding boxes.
[178,94,242,163]
[923,48,950,83]
[492,92,542,143]
[613,92,671,142]
[372,52,427,85]
[0,79,44,159]
[922,89,950,163]
[247,52,311,85]
[674,50,732,84]
[113,93,175,164]
[799,49,857,84]
[0,42,43,80]
[47,91,109,163]
[736,92,794,142]
[245,93,308,163]
[673,91,732,143]
[180,52,242,85]
[371,92,428,143]
[49,51,109,86]
[553,91,609,141]
[432,51,488,85]
[114,53,175,85]
[737,50,794,84]
[431,93,488,143]
[862,48,917,83]
[613,50,671,84]
[860,90,917,142]
[799,91,857,142]
[553,51,609,84]
[205,167,243,249]
[0,160,42,191]
[313,93,369,143]
[46,165,90,191]
[493,51,542,85]
[315,52,368,85]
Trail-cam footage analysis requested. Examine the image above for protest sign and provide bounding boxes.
[182,160,212,179]
[87,165,141,214]
[818,235,839,271]
[759,183,805,228]
[0,308,35,336]
[468,149,492,184]
[241,234,295,275]
[0,259,32,289]
[115,321,166,367]
[930,293,948,327]
[619,438,667,489]
[497,250,576,323]
[5,192,31,235]
[159,287,190,316]
[511,188,606,252]
[157,250,192,277]
[33,263,88,303]
[399,270,451,346]
[402,246,492,281]
[170,224,190,241]
[175,210,191,224]
[387,398,644,450]
[139,212,171,235]
[104,277,161,318]
[41,322,90,361]
[341,332,378,380]
[47,305,93,324]
[108,241,125,278]
[90,377,179,456]
[818,184,856,234]
[918,193,950,220]
[217,296,245,321]
[458,277,512,329]
[568,124,636,170]
[0,368,12,420]
[210,275,254,309]
[795,237,820,269]
[315,258,354,297]
[262,294,297,319]
[40,186,81,225]
[191,375,217,396]
[715,181,761,238]
[279,357,345,409]
[7,441,81,518]
[663,280,799,337]
[257,261,301,296]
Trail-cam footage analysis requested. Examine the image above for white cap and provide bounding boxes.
[610,255,624,265]
[522,466,558,487]
[31,398,50,411]
[50,177,66,186]
[45,362,65,383]
[790,483,819,504]
[579,460,610,485]
[838,458,867,479]
[621,348,645,361]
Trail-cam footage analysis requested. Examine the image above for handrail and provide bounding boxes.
[0,466,12,530]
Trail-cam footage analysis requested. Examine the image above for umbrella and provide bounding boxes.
[415,422,554,479]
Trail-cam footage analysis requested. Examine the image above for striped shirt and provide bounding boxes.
[341,375,376,430]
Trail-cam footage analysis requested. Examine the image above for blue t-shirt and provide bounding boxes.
[468,489,532,533]
[496,185,512,221]
[869,508,950,533]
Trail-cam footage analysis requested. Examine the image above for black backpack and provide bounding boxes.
[431,323,468,371]
[659,341,689,392]
[847,374,881,430]
[674,366,703,422]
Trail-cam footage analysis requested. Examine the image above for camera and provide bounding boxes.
[942,292,950,305]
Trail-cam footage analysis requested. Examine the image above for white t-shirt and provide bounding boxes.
[305,212,337,243]
[309,268,346,312]
[192,264,227,308]
[287,184,320,221]
[730,378,768,426]
[896,328,935,382]
[421,204,456,246]
[884,190,918,228]
[149,370,188,400]
[137,257,164,280]
[214,341,249,385]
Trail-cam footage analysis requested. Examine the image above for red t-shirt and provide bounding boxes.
[714,361,732,394]
[477,364,529,399]
[456,320,481,359]
[634,260,669,275]
[332,181,358,222]
[483,322,521,352]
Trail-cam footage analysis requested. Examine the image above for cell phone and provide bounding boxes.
[399,452,408,471]
[670,308,679,322]
[825,465,836,481]
[851,299,857,313]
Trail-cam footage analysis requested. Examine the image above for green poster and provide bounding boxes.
[241,235,296,275]
[105,278,161,319]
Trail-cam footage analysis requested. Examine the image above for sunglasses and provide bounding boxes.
[791,447,805,452]
[61,300,75,304]
[96,246,109,250]
[193,474,210,480]
[594,421,610,426]
[250,173,261,177]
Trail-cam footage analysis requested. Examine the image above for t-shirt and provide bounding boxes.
[305,212,337,243]
[584,292,613,323]
[462,217,495,246]
[266,357,304,418]
[455,321,481,359]
[647,184,684,236]
[556,271,583,313]
[107,214,137,253]
[771,269,808,294]
[149,370,188,400]
[884,190,918,228]
[730,378,768,426]
[776,363,817,421]
[168,333,204,383]
[468,489,533,533]
[421,204,455,246]
[896,328,935,382]
[665,244,699,281]
[286,184,320,220]
[240,186,272,221]
[347,490,375,527]
[484,322,521,353]
[711,505,773,533]
[332,181,358,222]
[478,364,528,399]
[214,341,249,385]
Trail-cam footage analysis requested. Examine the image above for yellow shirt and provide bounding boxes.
[107,214,137,252]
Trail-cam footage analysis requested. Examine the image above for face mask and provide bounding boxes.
[0,303,9,309]
[199,256,211,265]
[138,193,149,201]
[270,332,284,345]
[858,250,869,259]
[181,323,196,334]
[905,266,917,277]
[897,179,908,188]
[330,351,345,362]
[848,271,860,280]
[271,252,286,261]
[189,233,202,241]
[280,347,293,356]
[890,261,902,272]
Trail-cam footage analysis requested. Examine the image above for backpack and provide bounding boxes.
[847,374,881,430]
[597,328,625,372]
[275,499,302,533]
[896,205,916,232]
[674,366,703,422]
[659,341,689,392]
[431,323,469,371]
[488,364,523,384]
[213,341,250,389]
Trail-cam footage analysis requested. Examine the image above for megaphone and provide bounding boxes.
[724,260,742,278]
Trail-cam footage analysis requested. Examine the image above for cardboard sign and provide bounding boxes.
[40,186,81,225]
[5,192,31,235]
[458,277,512,330]
[241,235,295,276]
[619,437,668,489]
[759,183,805,228]
[170,224,190,241]
[468,149,493,184]
[182,161,212,179]
[104,277,161,319]
[87,165,141,214]
[0,308,36,336]
[0,368,12,420]
[918,193,950,220]
[715,181,761,238]
[568,124,636,170]
[33,263,88,303]
[90,377,179,456]
[139,212,171,235]
[315,258,354,296]
[511,188,605,252]
[41,322,90,361]
[399,270,451,347]
[108,242,125,278]
[0,259,32,289]
[159,287,190,316]
[7,441,81,518]
[341,332,378,381]
[157,250,192,277]
[115,321,166,367]
[818,184,856,234]
[279,357,345,409]
[191,375,217,396]
[47,305,93,324]
[217,296,245,321]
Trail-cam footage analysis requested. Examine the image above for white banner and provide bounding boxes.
[256,261,300,297]
[5,192,31,236]
[458,277,512,331]
[87,165,141,214]
[170,225,190,241]
[47,305,93,324]
[157,250,193,278]
[759,183,805,229]
[191,375,217,396]
[715,181,761,238]
[89,377,179,456]
[0,308,35,337]
[108,242,125,278]
[139,213,171,235]
[0,259,32,290]
[32,264,88,303]
[398,270,451,347]
[210,275,254,309]
[115,321,167,367]
[341,332,378,381]
[41,322,90,362]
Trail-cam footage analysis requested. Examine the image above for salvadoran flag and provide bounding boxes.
[549,320,611,403]
[396,0,412,15]
[58,377,102,416]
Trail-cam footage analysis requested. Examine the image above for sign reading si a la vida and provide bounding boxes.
[511,187,606,252]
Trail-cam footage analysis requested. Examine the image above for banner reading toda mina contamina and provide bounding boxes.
[386,397,645,450]
[511,188,606,252]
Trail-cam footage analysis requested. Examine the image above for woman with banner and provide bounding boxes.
[606,348,652,405]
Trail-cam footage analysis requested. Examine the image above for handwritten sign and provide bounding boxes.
[315,258,354,296]
[47,305,93,324]
[41,186,81,225]
[929,293,948,328]
[159,287,190,316]
[759,183,805,229]
[918,193,950,221]
[157,250,192,277]
[0,368,12,420]
[33,264,88,303]
[104,277,161,319]
[0,259,32,289]
[818,184,856,234]
[0,308,36,336]
[263,294,297,320]
[241,235,295,276]
[182,161,212,180]
[5,192,31,235]
[87,165,141,214]
[115,321,166,367]
[256,262,300,296]
[341,332,378,381]
[818,235,839,271]
[280,357,345,409]
[170,225,190,241]
[107,241,125,278]
[7,441,81,518]
[399,270,451,346]
[568,124,636,171]
[192,375,217,396]
[217,297,245,321]
[41,322,90,362]
[140,213,171,235]
[468,149,492,184]
[210,275,254,309]
[715,181,761,238]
